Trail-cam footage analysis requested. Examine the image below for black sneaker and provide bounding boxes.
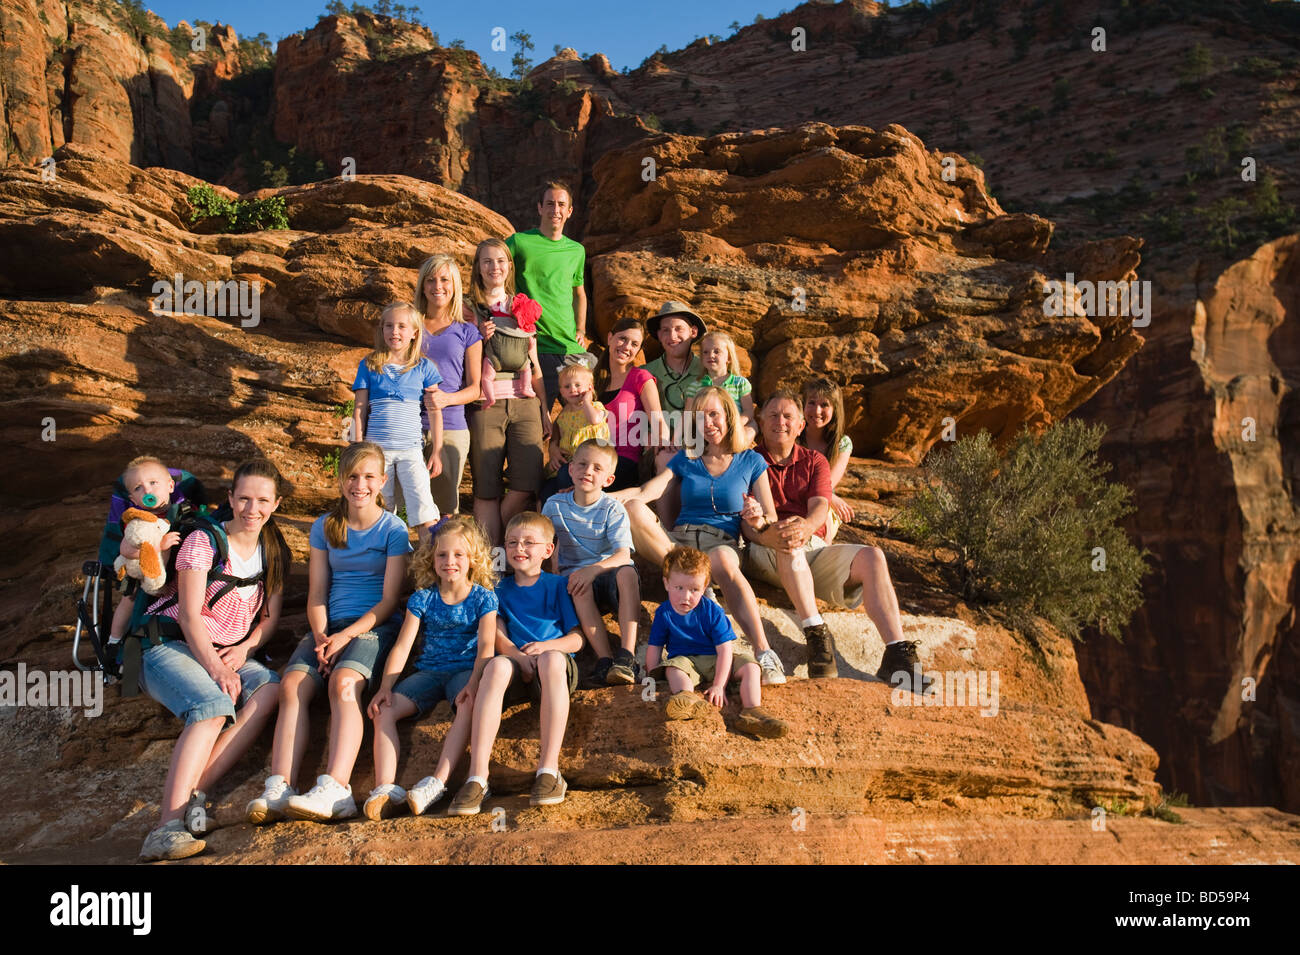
[606,647,637,685]
[589,656,614,686]
[875,640,932,693]
[804,624,838,679]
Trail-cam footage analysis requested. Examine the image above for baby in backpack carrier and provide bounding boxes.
[108,456,183,645]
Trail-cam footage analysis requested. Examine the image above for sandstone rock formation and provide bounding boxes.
[584,123,1143,463]
[0,146,509,650]
[1076,239,1300,811]
[1,596,1180,864]
[0,0,227,171]
[268,14,649,231]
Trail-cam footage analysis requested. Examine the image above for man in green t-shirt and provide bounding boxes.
[506,182,588,407]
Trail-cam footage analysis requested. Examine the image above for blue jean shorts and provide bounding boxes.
[284,617,400,689]
[139,639,279,727]
[393,667,474,717]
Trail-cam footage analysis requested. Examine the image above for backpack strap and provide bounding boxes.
[120,519,267,695]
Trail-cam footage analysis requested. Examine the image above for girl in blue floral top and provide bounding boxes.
[364,515,499,819]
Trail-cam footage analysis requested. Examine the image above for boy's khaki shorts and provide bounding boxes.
[655,647,757,688]
[504,651,579,705]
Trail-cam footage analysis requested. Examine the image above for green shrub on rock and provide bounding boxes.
[898,421,1147,640]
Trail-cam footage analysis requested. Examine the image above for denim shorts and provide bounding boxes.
[139,639,279,727]
[284,617,401,689]
[393,667,474,717]
[590,565,635,616]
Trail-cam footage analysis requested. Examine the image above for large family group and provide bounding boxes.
[112,183,926,862]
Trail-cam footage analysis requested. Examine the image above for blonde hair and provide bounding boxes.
[572,437,619,470]
[505,510,555,543]
[324,442,387,549]
[687,386,747,457]
[413,254,465,325]
[412,515,497,591]
[557,362,594,389]
[469,238,516,310]
[125,454,166,474]
[699,331,741,379]
[365,302,424,374]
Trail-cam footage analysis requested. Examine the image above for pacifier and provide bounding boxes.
[142,493,158,507]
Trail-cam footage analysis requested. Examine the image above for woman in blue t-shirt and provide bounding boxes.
[246,441,413,825]
[614,387,788,686]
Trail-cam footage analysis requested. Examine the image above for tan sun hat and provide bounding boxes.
[646,301,707,341]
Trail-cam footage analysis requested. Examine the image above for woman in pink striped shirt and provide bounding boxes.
[136,459,291,862]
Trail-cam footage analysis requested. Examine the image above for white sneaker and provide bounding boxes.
[364,783,408,821]
[285,774,357,822]
[406,775,447,816]
[246,774,296,825]
[758,649,787,686]
[140,818,205,862]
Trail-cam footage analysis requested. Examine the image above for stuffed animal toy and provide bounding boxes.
[114,507,171,595]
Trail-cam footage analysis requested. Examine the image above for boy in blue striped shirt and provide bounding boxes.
[541,440,641,686]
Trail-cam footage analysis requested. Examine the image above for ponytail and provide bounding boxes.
[230,458,290,596]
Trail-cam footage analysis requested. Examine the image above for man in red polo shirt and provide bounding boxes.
[742,390,929,691]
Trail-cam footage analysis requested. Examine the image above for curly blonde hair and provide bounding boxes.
[411,514,497,591]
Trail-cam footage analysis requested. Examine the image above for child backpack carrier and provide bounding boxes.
[115,503,271,698]
[73,468,206,680]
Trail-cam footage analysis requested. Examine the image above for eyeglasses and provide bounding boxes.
[504,539,547,549]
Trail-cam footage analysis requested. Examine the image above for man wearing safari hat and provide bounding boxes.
[644,301,707,416]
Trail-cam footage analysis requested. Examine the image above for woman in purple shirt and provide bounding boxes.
[415,253,482,516]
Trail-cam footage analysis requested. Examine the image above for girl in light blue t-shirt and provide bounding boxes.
[353,302,445,534]
[246,442,412,826]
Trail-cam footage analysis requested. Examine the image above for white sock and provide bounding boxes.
[801,615,824,628]
[467,775,488,787]
[536,767,558,778]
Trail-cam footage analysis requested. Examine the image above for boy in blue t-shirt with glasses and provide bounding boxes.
[445,511,585,815]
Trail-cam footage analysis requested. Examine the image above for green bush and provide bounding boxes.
[897,421,1148,640]
[187,185,290,232]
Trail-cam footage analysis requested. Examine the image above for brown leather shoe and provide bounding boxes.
[737,706,789,739]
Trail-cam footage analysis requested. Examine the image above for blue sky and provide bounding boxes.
[142,0,798,73]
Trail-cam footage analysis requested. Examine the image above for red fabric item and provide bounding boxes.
[510,293,541,332]
[757,442,832,539]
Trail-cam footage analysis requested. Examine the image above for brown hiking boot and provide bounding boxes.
[875,640,933,693]
[804,623,838,678]
[737,706,789,739]
[665,690,712,721]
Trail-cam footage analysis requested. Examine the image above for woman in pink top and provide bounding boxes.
[594,317,665,491]
[136,458,291,862]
